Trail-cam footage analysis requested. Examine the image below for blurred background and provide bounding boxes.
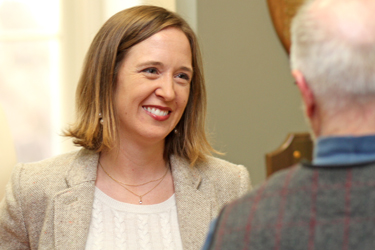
[0,0,308,186]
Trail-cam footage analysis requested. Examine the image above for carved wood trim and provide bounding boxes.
[267,0,305,54]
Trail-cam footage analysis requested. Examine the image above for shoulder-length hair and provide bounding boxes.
[64,5,216,165]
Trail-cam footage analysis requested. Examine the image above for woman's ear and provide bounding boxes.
[292,70,316,119]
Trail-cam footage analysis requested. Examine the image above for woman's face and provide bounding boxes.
[114,27,192,147]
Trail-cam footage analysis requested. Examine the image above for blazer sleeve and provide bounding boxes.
[238,164,252,196]
[0,163,30,250]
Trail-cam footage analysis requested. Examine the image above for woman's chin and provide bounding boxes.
[135,130,171,144]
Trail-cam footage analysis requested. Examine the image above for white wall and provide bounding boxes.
[143,0,175,11]
[0,104,17,199]
[59,0,106,153]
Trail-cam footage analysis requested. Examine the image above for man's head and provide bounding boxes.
[290,0,375,136]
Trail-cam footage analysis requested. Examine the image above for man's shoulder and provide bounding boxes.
[210,165,309,248]
[220,164,307,215]
[219,161,375,224]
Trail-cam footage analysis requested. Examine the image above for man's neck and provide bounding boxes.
[315,103,375,137]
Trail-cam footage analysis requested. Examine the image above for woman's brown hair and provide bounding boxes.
[65,5,215,165]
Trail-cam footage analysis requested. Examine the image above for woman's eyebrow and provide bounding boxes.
[179,66,193,73]
[136,61,164,68]
[137,61,193,73]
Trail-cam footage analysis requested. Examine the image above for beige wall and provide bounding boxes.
[195,1,309,185]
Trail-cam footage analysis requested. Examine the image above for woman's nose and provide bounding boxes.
[155,76,176,101]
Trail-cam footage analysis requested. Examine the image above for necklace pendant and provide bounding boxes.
[139,196,143,205]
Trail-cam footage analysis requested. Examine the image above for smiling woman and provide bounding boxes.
[0,5,251,250]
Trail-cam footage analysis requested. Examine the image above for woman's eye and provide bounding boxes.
[176,73,190,81]
[142,68,158,74]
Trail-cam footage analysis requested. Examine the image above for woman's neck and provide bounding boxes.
[99,139,167,183]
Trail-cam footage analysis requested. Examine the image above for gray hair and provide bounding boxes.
[290,0,375,110]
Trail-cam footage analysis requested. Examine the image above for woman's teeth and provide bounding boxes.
[144,107,169,116]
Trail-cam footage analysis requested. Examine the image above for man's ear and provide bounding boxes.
[292,70,316,119]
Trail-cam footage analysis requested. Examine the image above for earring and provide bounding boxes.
[174,129,178,134]
[99,113,103,125]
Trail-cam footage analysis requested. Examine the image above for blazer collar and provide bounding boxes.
[65,149,98,186]
[53,149,98,250]
[171,155,214,250]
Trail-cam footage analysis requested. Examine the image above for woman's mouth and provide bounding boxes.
[143,106,171,121]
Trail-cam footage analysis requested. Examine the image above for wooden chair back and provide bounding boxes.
[266,132,313,178]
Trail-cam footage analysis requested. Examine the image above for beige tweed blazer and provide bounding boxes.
[0,149,251,250]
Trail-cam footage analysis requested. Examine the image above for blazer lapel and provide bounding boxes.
[53,150,98,250]
[171,156,215,250]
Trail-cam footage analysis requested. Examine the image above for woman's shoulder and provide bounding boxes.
[196,156,251,192]
[11,149,98,193]
[15,149,84,175]
[196,155,252,204]
[197,155,248,176]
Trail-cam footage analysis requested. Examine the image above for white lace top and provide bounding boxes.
[85,187,183,250]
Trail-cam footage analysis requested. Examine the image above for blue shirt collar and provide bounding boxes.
[313,135,375,166]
